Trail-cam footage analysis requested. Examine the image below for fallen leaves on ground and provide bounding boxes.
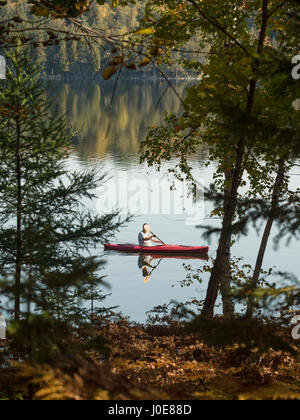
[1,316,299,400]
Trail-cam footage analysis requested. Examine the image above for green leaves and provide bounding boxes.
[97,0,134,8]
[30,1,93,18]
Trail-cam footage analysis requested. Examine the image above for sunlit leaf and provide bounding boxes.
[139,57,151,67]
[31,5,49,17]
[102,66,118,80]
[135,28,155,35]
[109,56,123,66]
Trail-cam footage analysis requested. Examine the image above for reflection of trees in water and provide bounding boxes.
[48,80,189,162]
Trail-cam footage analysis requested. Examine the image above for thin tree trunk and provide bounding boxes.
[15,114,22,321]
[202,143,245,318]
[27,235,34,363]
[201,0,269,318]
[219,153,235,315]
[246,161,286,319]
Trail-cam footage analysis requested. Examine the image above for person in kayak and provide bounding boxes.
[138,223,163,247]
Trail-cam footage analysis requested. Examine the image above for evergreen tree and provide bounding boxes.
[0,46,128,363]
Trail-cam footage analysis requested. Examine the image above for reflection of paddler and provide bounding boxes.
[0,314,6,341]
[138,255,155,282]
[138,255,163,283]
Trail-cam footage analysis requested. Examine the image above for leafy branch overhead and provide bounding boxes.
[0,0,200,80]
[0,1,139,51]
[29,1,133,18]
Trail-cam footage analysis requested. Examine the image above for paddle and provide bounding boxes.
[150,231,166,245]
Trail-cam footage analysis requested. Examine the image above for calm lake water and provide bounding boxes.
[49,79,299,322]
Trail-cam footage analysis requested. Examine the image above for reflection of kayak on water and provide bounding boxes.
[145,253,209,261]
[105,233,209,283]
[104,243,209,255]
[136,251,208,283]
[105,247,209,284]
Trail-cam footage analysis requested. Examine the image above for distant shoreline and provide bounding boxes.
[42,71,202,82]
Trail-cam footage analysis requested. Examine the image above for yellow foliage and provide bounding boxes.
[109,56,124,66]
[135,28,155,35]
[31,6,49,16]
[239,386,300,401]
[139,57,151,67]
[102,66,118,80]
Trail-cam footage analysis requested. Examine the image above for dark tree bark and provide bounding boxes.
[201,0,270,318]
[15,114,22,321]
[246,161,286,319]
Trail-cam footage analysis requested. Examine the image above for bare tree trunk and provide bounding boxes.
[201,142,245,318]
[246,161,286,319]
[201,0,269,318]
[218,153,235,316]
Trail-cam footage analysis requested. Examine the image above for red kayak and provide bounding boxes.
[104,243,209,255]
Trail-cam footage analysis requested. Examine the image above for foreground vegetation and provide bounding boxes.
[1,313,300,400]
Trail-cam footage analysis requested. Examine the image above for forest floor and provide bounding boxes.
[1,316,300,400]
[96,317,300,400]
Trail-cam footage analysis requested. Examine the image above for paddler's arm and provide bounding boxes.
[151,235,164,244]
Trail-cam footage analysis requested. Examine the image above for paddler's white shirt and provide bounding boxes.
[138,231,153,246]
